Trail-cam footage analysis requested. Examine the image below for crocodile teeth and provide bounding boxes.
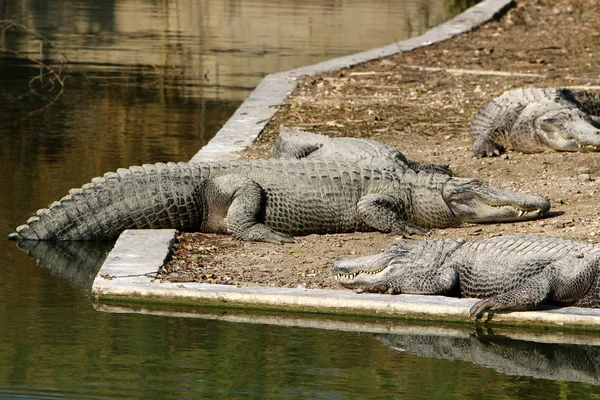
[518,210,524,217]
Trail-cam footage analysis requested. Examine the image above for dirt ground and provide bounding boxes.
[159,0,600,290]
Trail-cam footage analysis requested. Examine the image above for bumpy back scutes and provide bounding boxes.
[7,162,206,241]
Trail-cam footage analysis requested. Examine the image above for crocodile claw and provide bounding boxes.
[234,224,296,244]
[469,298,494,319]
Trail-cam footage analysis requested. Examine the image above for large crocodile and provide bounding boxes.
[332,235,600,317]
[8,160,549,242]
[272,126,453,175]
[471,88,600,157]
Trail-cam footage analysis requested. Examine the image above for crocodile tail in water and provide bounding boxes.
[8,162,204,241]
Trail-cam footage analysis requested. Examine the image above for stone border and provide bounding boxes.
[95,303,600,344]
[90,0,600,329]
[190,0,515,162]
[93,230,600,329]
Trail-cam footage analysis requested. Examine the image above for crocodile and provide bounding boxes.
[272,126,453,175]
[8,160,549,242]
[471,88,600,157]
[332,235,600,317]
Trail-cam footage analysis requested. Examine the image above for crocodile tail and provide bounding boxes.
[7,162,204,241]
[271,126,328,159]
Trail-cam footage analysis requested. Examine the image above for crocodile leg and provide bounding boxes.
[472,136,505,157]
[468,268,553,318]
[203,174,295,244]
[469,255,598,318]
[357,193,428,236]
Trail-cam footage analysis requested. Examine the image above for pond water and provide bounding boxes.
[2,0,600,398]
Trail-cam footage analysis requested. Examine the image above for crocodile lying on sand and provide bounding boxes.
[471,88,600,157]
[332,235,600,317]
[272,126,453,175]
[8,160,549,242]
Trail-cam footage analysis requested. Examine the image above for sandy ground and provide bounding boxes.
[159,0,600,290]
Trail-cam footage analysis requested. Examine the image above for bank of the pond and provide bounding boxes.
[92,0,600,328]
[93,230,600,329]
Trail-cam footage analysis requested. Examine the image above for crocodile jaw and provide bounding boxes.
[537,113,600,152]
[443,177,550,224]
[332,250,404,292]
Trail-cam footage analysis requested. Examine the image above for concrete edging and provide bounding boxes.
[92,230,600,329]
[90,0,600,329]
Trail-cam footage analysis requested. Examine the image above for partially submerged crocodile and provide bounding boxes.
[471,88,600,157]
[332,235,600,317]
[272,126,453,175]
[8,160,549,242]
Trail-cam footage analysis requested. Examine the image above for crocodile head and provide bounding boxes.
[442,177,550,225]
[332,239,463,293]
[529,105,600,152]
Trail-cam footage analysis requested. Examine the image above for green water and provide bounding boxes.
[2,0,600,397]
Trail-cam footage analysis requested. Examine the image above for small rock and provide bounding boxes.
[578,173,591,182]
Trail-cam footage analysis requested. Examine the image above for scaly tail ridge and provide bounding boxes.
[8,162,205,241]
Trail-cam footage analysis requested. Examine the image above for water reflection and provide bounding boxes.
[14,240,113,286]
[2,0,477,101]
[96,306,600,388]
[377,326,600,385]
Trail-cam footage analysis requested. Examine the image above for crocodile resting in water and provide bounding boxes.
[332,235,600,317]
[8,160,549,242]
[471,88,600,157]
[272,126,453,175]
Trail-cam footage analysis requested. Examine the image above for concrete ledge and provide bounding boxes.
[92,231,600,329]
[94,229,176,279]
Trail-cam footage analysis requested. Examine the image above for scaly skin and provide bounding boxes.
[471,88,600,157]
[8,160,549,243]
[332,235,600,317]
[273,126,453,175]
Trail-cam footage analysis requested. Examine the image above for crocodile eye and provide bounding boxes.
[539,121,558,133]
[468,177,483,186]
